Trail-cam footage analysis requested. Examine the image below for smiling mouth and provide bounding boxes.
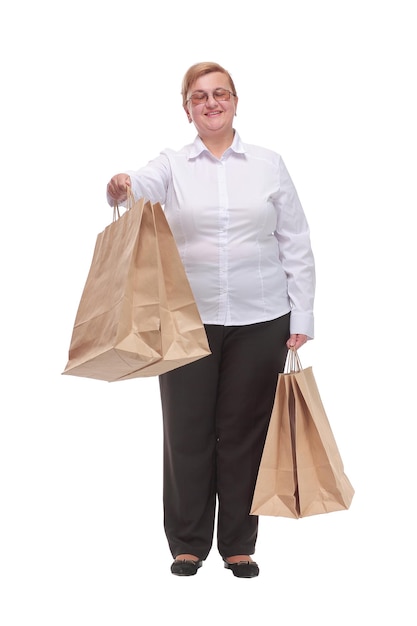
[205,111,222,117]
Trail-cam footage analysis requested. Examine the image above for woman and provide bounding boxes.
[107,62,315,578]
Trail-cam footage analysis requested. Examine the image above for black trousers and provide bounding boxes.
[158,314,290,560]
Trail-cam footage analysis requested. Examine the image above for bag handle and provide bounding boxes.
[113,187,135,222]
[284,348,303,373]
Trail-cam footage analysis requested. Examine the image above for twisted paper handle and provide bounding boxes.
[285,348,303,373]
[113,187,135,221]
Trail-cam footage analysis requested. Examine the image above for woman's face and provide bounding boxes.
[184,71,238,139]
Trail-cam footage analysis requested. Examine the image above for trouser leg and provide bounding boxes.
[215,315,290,558]
[158,326,223,560]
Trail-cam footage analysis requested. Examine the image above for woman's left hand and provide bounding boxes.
[286,334,308,350]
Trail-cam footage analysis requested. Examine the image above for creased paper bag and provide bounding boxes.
[62,196,211,382]
[251,350,354,517]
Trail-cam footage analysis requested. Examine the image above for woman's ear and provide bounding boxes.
[184,106,193,124]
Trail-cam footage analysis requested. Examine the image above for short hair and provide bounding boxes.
[181,62,237,107]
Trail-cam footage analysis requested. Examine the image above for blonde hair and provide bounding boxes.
[181,62,237,107]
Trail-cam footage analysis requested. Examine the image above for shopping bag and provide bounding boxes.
[62,195,211,382]
[251,350,354,518]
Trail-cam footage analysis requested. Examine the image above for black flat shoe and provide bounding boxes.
[171,559,203,576]
[223,559,260,578]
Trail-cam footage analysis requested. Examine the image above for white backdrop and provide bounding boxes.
[1,1,416,624]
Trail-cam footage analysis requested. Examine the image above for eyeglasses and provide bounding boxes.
[186,88,236,106]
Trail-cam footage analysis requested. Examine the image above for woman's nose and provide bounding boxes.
[205,94,218,107]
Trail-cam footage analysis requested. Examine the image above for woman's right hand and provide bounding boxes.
[107,173,131,204]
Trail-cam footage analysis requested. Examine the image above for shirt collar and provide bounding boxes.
[188,130,246,159]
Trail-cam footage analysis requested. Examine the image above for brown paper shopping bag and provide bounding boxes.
[62,196,211,382]
[251,350,354,518]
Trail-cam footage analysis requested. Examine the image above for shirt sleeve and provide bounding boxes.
[274,157,316,339]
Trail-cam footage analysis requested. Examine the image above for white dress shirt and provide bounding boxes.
[120,132,315,337]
